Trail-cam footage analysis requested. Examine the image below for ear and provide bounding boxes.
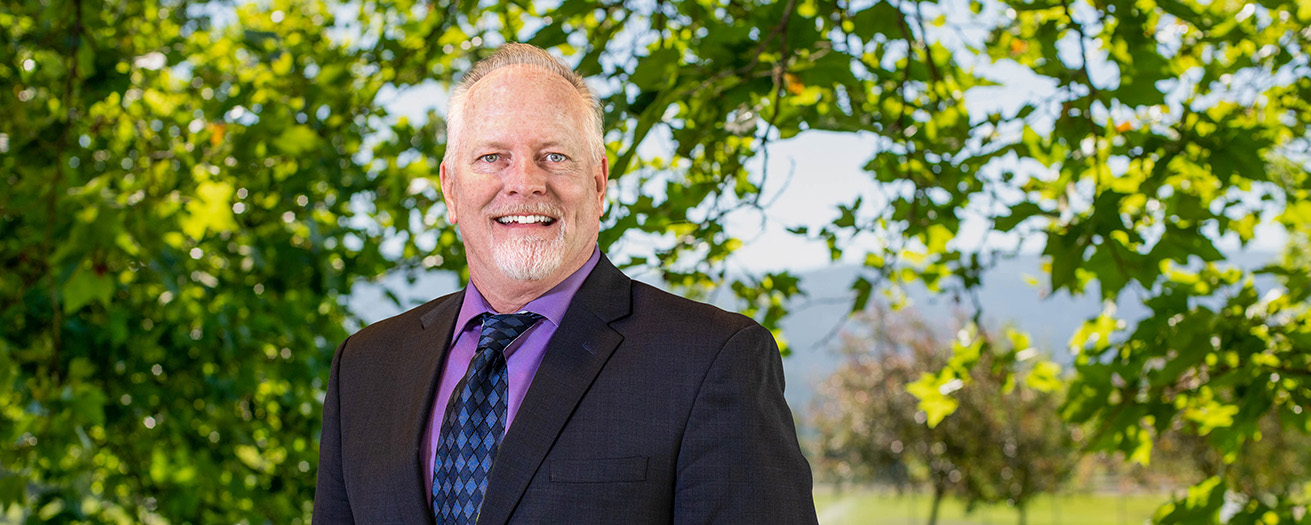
[593,154,609,217]
[439,160,459,225]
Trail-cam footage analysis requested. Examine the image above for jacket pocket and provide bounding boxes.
[549,456,648,483]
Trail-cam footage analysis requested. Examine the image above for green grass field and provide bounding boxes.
[815,487,1167,525]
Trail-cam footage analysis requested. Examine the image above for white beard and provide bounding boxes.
[491,223,567,281]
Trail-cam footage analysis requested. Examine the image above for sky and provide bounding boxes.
[380,76,1290,276]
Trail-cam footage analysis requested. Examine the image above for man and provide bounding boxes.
[313,43,816,524]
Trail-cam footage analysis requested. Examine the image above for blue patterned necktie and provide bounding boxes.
[433,312,542,524]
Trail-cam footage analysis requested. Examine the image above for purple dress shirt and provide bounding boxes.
[422,247,601,502]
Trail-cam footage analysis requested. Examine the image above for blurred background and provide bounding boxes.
[2,0,1309,523]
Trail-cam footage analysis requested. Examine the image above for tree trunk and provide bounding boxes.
[1017,503,1027,525]
[928,485,944,525]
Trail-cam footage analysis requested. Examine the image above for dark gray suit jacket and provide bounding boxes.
[312,256,817,524]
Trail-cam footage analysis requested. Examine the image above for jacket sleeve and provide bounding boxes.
[312,338,353,524]
[673,324,819,524]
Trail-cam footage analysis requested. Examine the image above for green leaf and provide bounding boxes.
[907,372,961,428]
[851,275,873,313]
[0,472,26,508]
[924,223,953,254]
[1044,230,1087,294]
[628,47,679,92]
[1184,400,1240,435]
[1155,477,1226,524]
[1026,361,1063,393]
[850,2,904,42]
[182,180,238,239]
[994,202,1044,232]
[526,21,568,49]
[273,125,319,155]
[62,264,114,313]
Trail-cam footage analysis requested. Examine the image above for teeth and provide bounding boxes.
[497,215,555,224]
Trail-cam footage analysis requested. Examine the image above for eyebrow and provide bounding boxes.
[468,140,576,153]
[468,140,510,152]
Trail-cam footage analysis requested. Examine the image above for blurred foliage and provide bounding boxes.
[1,0,456,521]
[1145,410,1311,523]
[2,0,1310,522]
[812,306,1077,525]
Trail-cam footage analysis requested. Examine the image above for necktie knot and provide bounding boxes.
[477,312,544,357]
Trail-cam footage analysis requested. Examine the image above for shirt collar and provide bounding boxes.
[453,246,602,339]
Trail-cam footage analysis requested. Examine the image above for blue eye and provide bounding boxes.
[478,153,500,163]
[545,153,567,163]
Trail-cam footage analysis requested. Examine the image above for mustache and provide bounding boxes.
[485,201,563,219]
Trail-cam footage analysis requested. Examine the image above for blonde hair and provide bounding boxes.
[444,43,604,163]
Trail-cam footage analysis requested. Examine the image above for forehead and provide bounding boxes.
[461,65,590,129]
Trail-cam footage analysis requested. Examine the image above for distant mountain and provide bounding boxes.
[346,251,1283,423]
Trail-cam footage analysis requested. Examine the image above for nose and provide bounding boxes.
[502,155,548,196]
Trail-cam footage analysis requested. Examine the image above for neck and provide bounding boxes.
[472,276,564,314]
[468,249,593,313]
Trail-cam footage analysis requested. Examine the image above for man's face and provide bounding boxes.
[440,65,608,291]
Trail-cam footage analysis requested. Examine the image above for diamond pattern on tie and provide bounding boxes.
[433,312,542,524]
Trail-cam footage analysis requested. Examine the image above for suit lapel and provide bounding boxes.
[395,291,464,524]
[477,257,632,525]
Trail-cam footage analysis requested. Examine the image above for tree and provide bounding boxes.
[2,0,456,521]
[3,0,1309,522]
[811,307,1077,525]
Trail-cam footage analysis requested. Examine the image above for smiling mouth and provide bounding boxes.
[495,214,557,226]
